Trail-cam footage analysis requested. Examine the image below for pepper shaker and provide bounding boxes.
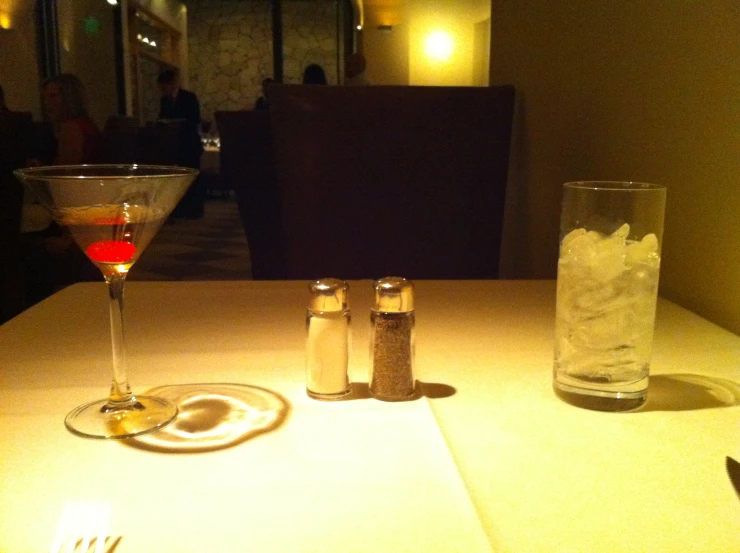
[306,278,351,400]
[369,277,416,401]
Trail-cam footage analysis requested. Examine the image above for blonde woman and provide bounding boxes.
[41,73,101,165]
[22,74,100,301]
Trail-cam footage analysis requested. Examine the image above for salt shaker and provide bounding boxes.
[369,277,416,401]
[306,278,351,400]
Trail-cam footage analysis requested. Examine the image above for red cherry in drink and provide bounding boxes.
[86,241,137,263]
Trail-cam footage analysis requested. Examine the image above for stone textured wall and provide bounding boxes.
[187,0,343,125]
[281,1,341,86]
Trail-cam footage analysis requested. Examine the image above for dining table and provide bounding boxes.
[201,144,220,173]
[1,279,738,552]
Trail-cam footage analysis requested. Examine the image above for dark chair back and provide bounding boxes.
[266,84,515,280]
[215,109,284,279]
[29,121,55,165]
[136,122,180,166]
[99,116,139,163]
[0,111,33,322]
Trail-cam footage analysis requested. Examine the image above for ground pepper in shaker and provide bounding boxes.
[306,278,351,400]
[369,277,416,401]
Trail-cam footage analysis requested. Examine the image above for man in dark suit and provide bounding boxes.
[157,69,205,218]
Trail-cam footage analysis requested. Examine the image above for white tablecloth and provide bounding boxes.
[1,280,738,551]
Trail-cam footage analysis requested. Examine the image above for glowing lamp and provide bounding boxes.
[424,31,454,62]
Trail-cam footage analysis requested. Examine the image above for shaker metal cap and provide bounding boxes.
[372,276,414,313]
[308,278,349,312]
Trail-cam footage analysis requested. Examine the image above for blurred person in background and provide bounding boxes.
[21,74,100,306]
[157,69,204,218]
[41,73,102,165]
[302,64,327,85]
[255,77,274,110]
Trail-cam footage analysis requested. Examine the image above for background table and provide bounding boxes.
[1,280,738,551]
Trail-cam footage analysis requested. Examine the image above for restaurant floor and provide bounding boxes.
[129,194,253,281]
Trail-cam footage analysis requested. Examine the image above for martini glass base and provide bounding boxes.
[64,396,178,439]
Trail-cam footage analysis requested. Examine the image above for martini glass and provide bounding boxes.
[15,164,198,439]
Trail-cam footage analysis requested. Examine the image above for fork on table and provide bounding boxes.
[50,501,119,553]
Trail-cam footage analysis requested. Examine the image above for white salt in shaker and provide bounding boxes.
[306,278,351,400]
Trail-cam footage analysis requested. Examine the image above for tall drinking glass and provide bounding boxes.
[553,181,666,411]
[15,165,197,438]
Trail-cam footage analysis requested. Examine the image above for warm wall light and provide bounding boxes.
[0,10,12,30]
[351,0,363,32]
[136,33,157,48]
[424,31,454,62]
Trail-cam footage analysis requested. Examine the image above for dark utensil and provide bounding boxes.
[726,456,740,499]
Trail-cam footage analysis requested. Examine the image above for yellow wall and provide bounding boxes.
[490,1,740,334]
[0,0,41,118]
[363,0,491,86]
[362,2,409,85]
[472,18,490,87]
[408,0,489,86]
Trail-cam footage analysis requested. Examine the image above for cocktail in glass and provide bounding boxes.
[553,181,666,411]
[15,165,197,438]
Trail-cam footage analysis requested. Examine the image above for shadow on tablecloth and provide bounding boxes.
[342,381,457,401]
[642,373,740,412]
[123,383,290,453]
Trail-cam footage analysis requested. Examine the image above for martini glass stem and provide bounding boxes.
[105,273,135,407]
